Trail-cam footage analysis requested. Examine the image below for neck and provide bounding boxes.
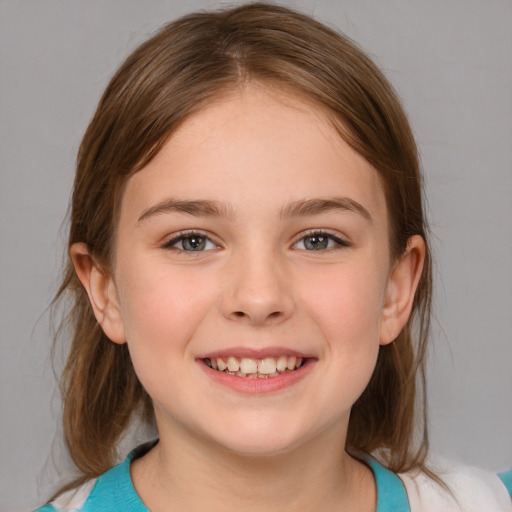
[131,421,376,512]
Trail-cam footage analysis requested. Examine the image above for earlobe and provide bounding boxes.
[70,242,127,344]
[379,235,425,346]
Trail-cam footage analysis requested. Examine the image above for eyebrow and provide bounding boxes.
[136,196,372,225]
[280,197,372,222]
[137,199,235,224]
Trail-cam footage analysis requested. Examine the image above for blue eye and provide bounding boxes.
[294,232,349,251]
[164,233,217,251]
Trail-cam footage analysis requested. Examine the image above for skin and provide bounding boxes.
[72,83,425,512]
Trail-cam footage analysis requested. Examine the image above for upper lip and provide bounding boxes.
[196,346,315,360]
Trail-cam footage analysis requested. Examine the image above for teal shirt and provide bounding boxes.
[499,468,512,499]
[35,441,512,512]
[35,444,411,512]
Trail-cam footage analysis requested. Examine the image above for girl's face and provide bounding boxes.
[83,84,422,456]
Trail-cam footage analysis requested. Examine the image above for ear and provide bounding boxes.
[70,242,126,344]
[379,235,426,346]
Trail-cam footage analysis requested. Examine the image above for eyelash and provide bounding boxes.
[162,230,350,253]
[292,230,350,251]
[161,231,219,253]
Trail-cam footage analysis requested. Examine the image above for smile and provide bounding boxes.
[204,355,305,378]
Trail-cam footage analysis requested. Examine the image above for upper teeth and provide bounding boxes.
[205,355,303,376]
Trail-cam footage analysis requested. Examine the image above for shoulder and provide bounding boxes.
[499,467,512,498]
[34,442,154,512]
[399,458,512,512]
[33,479,97,512]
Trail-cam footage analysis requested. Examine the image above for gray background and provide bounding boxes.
[1,1,511,510]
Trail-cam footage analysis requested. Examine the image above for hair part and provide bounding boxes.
[52,1,434,496]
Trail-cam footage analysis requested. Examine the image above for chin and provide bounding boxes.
[220,437,302,458]
[201,419,312,458]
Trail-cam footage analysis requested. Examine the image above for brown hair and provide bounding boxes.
[53,1,433,495]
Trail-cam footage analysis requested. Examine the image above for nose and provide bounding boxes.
[220,249,295,326]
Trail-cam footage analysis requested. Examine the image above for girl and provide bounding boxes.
[37,3,512,511]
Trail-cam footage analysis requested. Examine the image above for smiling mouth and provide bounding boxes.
[203,355,305,379]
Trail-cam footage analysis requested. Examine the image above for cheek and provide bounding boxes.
[115,260,218,374]
[298,261,386,396]
[301,262,386,342]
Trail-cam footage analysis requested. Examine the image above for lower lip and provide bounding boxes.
[197,359,315,394]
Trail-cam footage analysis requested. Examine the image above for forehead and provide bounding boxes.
[120,83,387,226]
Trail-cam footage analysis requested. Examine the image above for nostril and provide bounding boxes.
[231,310,283,321]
